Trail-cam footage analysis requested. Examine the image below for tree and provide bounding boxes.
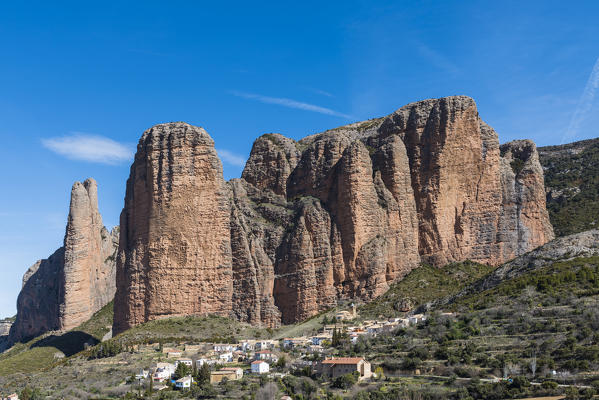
[275,355,287,369]
[196,363,211,385]
[374,366,385,380]
[173,362,190,380]
[256,382,278,400]
[331,372,359,389]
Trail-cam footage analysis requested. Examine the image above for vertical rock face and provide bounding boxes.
[113,96,554,331]
[9,179,118,343]
[9,248,64,343]
[113,123,233,335]
[241,134,301,197]
[499,140,554,257]
[59,179,117,330]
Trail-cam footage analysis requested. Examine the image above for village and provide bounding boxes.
[123,306,431,394]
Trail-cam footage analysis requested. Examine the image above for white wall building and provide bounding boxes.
[251,360,270,374]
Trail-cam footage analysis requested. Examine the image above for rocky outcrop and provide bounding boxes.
[113,96,554,332]
[9,179,118,343]
[499,140,554,258]
[59,179,118,330]
[113,123,233,334]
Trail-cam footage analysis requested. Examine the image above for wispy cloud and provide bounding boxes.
[306,87,334,97]
[216,149,246,167]
[42,133,133,165]
[416,43,460,76]
[562,56,599,144]
[230,90,353,119]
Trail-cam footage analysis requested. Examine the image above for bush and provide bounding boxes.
[331,372,359,389]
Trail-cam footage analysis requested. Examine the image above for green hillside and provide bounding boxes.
[539,138,599,236]
[359,261,495,319]
[0,301,113,376]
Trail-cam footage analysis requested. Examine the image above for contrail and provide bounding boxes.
[561,56,599,144]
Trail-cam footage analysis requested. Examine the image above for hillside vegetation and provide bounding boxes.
[359,261,495,319]
[539,138,599,236]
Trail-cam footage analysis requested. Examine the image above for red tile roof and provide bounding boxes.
[322,357,364,365]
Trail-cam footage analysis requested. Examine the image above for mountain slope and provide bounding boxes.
[539,138,599,236]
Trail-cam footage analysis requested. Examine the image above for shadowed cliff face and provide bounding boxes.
[9,179,118,344]
[113,96,554,333]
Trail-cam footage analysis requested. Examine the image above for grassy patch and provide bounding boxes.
[359,261,495,318]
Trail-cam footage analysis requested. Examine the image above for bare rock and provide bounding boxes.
[242,134,301,196]
[59,179,118,330]
[9,179,117,343]
[113,123,233,335]
[112,96,554,330]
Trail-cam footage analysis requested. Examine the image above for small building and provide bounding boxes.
[320,357,372,379]
[409,314,427,325]
[255,350,278,362]
[175,375,193,389]
[196,358,220,368]
[251,360,270,374]
[311,335,330,345]
[164,348,183,358]
[219,351,234,363]
[214,343,236,352]
[307,344,325,353]
[175,358,193,368]
[255,340,277,350]
[153,362,176,382]
[210,367,243,383]
[2,394,19,400]
[367,324,383,335]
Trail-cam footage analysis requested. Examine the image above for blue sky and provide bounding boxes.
[1,1,599,318]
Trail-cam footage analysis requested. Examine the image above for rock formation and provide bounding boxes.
[113,123,233,334]
[9,179,118,343]
[113,96,554,333]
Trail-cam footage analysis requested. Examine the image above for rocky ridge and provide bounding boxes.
[9,179,118,343]
[113,95,554,333]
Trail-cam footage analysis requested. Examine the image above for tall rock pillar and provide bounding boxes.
[113,123,233,335]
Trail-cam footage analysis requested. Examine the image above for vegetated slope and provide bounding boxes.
[0,300,113,376]
[333,232,599,399]
[539,138,599,236]
[359,261,495,319]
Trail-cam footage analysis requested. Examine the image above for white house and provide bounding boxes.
[251,360,270,374]
[255,350,278,362]
[214,343,236,352]
[219,351,234,363]
[255,340,277,350]
[175,375,193,389]
[153,362,176,382]
[409,314,427,325]
[175,358,193,368]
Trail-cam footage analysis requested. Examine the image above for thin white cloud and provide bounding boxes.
[42,133,133,165]
[306,87,334,97]
[416,43,460,76]
[216,149,246,167]
[562,56,599,144]
[230,90,353,119]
